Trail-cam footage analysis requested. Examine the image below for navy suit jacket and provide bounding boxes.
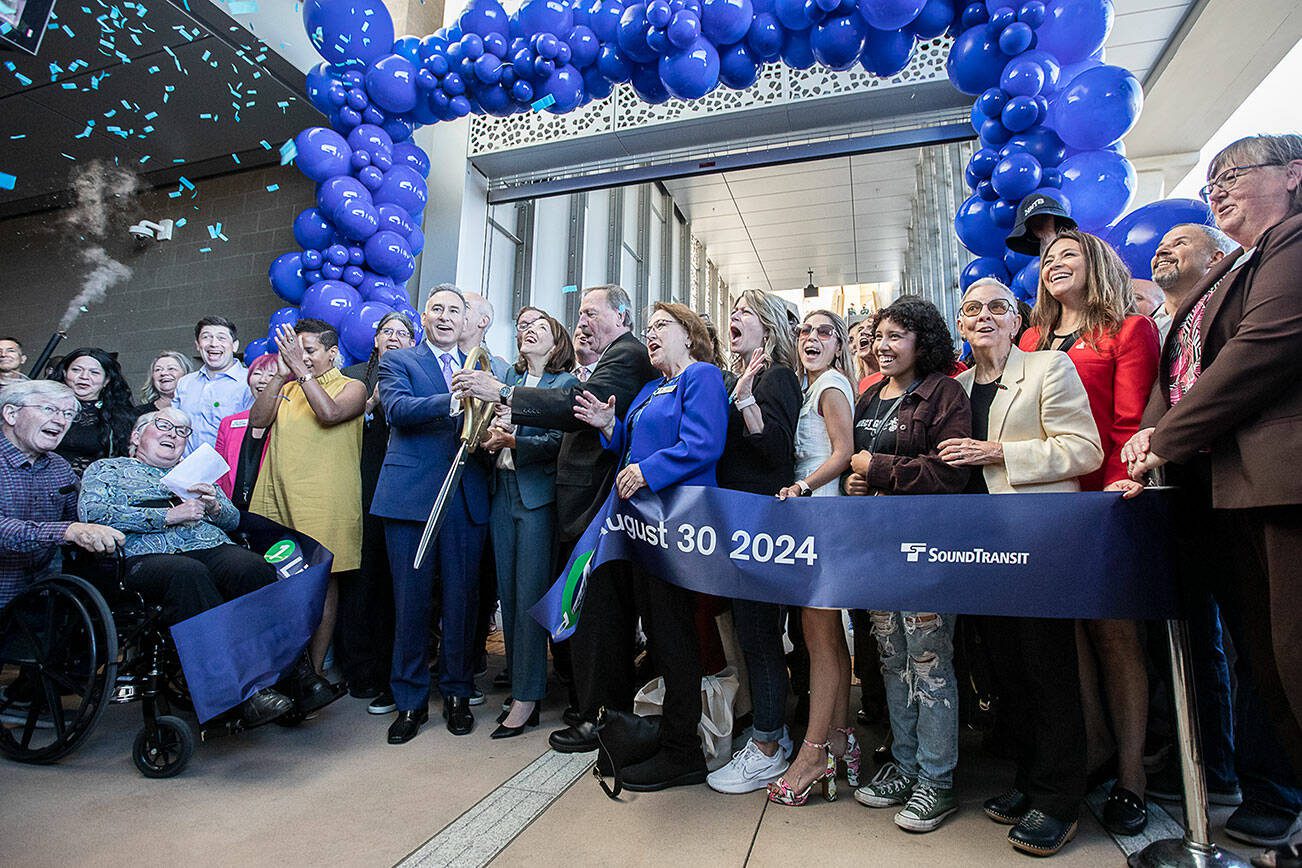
[496,367,579,511]
[372,343,490,525]
[604,361,728,491]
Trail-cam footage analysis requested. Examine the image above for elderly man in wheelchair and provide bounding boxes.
[75,405,339,726]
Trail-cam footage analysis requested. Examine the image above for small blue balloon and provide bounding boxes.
[373,165,429,215]
[647,0,673,27]
[979,116,1011,147]
[1004,126,1067,167]
[244,338,273,365]
[746,12,784,58]
[659,37,720,99]
[990,197,1018,228]
[301,249,324,270]
[269,306,302,334]
[718,40,760,88]
[960,256,1010,289]
[269,253,308,304]
[346,123,394,159]
[780,26,816,69]
[1016,0,1045,26]
[1000,56,1044,97]
[959,1,989,28]
[326,243,351,266]
[1000,94,1038,132]
[567,24,602,66]
[970,146,999,179]
[955,194,1008,257]
[1018,48,1061,94]
[976,178,998,201]
[977,86,1006,118]
[701,0,754,45]
[773,0,812,31]
[945,23,1006,95]
[364,54,419,113]
[667,10,702,48]
[335,197,381,241]
[1011,259,1039,300]
[811,12,868,70]
[391,142,430,178]
[991,152,1042,200]
[317,176,371,222]
[537,64,586,112]
[322,262,345,280]
[306,62,341,113]
[363,230,417,280]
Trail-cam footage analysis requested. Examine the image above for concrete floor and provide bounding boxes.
[1,655,1263,868]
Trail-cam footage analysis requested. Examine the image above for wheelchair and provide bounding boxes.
[0,549,296,778]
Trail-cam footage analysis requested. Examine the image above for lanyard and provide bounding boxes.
[621,374,679,467]
[865,379,920,455]
[1050,330,1079,352]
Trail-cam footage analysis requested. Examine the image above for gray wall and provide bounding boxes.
[0,164,314,390]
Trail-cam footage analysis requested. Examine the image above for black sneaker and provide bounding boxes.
[1225,802,1302,848]
[621,749,707,792]
[492,669,511,689]
[983,788,1029,825]
[469,688,485,707]
[1146,760,1243,806]
[1009,809,1078,857]
[368,691,398,715]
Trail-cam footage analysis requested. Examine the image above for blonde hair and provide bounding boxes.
[139,350,195,404]
[730,290,795,372]
[1030,229,1133,351]
[796,309,854,382]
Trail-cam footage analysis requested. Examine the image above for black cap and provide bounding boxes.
[1005,191,1076,256]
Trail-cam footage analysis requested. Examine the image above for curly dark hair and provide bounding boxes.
[873,297,956,379]
[49,347,137,460]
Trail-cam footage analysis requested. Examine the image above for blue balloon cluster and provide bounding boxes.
[946,0,1143,302]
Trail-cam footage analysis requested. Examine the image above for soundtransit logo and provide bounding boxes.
[900,541,1030,565]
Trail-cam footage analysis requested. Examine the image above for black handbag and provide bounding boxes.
[592,706,662,799]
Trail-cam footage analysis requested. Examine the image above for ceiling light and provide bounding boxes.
[803,269,818,299]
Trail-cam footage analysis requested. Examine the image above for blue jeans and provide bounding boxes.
[732,598,788,743]
[872,611,959,788]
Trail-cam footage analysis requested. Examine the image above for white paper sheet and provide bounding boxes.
[160,442,230,500]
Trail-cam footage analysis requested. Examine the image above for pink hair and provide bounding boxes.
[247,352,279,386]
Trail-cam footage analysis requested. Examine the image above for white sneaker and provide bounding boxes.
[708,739,790,794]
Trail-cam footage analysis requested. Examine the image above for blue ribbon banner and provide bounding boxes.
[531,487,1178,640]
[169,514,333,723]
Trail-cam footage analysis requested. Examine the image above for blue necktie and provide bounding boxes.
[439,352,456,387]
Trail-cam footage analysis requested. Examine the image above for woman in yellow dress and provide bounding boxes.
[250,318,366,673]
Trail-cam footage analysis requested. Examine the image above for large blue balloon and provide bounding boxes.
[946,23,1007,95]
[1011,259,1040,301]
[747,12,785,58]
[991,152,1042,200]
[955,194,1008,257]
[392,141,430,177]
[537,64,587,112]
[659,38,721,99]
[859,0,925,30]
[1003,126,1067,168]
[567,24,602,67]
[811,12,868,70]
[361,274,409,307]
[306,63,341,114]
[269,252,309,304]
[519,0,575,37]
[1058,148,1136,232]
[1036,0,1112,65]
[461,0,511,36]
[617,4,659,63]
[303,0,395,67]
[376,203,416,237]
[269,306,302,334]
[909,0,954,38]
[630,61,672,102]
[294,127,352,182]
[780,27,816,69]
[774,0,813,31]
[301,280,361,328]
[340,301,397,360]
[373,165,429,216]
[317,176,371,222]
[701,0,755,44]
[719,41,761,88]
[859,25,913,76]
[960,256,1010,290]
[335,197,381,241]
[346,123,394,159]
[363,230,417,280]
[1048,64,1141,150]
[1104,198,1214,280]
[294,207,337,250]
[591,0,626,41]
[365,54,419,113]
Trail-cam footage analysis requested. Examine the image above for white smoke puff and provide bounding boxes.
[62,161,141,239]
[60,246,133,331]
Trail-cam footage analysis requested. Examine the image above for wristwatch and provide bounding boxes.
[296,375,310,386]
[795,479,812,496]
[498,385,513,405]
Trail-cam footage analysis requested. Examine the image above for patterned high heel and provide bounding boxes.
[767,740,838,805]
[832,726,862,788]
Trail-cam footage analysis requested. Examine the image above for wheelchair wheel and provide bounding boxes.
[0,576,117,764]
[132,715,193,778]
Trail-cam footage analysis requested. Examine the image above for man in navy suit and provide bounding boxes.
[374,284,489,742]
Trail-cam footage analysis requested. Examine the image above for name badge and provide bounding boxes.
[230,418,249,429]
[653,383,678,396]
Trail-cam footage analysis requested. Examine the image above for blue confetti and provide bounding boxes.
[279,138,296,165]
[178,176,194,190]
[226,0,259,12]
[531,94,556,112]
[561,284,578,294]
[265,183,279,192]
[0,172,15,191]
[174,218,187,228]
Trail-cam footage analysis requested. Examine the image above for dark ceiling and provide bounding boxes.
[0,0,322,217]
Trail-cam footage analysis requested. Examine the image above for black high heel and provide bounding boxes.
[490,702,541,739]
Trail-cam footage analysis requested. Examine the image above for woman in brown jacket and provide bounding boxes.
[843,297,972,833]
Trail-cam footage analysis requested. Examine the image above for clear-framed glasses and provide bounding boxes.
[641,319,679,339]
[22,404,77,421]
[960,298,1014,318]
[516,316,545,333]
[378,326,412,339]
[150,418,193,438]
[1199,163,1277,203]
[796,323,836,340]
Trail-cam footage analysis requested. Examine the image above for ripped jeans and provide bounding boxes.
[871,611,958,787]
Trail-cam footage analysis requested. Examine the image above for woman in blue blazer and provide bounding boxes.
[575,301,729,791]
[484,309,579,738]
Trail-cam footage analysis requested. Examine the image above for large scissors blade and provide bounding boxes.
[413,442,469,570]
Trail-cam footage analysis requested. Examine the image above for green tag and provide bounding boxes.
[264,539,297,564]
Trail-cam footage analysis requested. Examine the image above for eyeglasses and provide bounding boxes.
[21,404,77,421]
[516,317,545,333]
[148,418,192,438]
[641,320,679,339]
[378,327,412,339]
[960,298,1015,317]
[796,324,836,340]
[1199,163,1277,203]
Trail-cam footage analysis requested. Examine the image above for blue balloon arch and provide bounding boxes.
[255,0,1204,366]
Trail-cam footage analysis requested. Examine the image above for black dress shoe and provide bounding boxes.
[281,655,343,715]
[1102,785,1148,836]
[562,706,583,728]
[548,721,599,753]
[387,708,429,744]
[984,788,1030,825]
[1008,809,1078,856]
[491,704,541,739]
[241,688,293,727]
[444,696,474,736]
[492,669,511,689]
[620,749,707,792]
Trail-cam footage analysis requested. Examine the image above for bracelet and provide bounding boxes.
[296,374,310,386]
[735,395,757,411]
